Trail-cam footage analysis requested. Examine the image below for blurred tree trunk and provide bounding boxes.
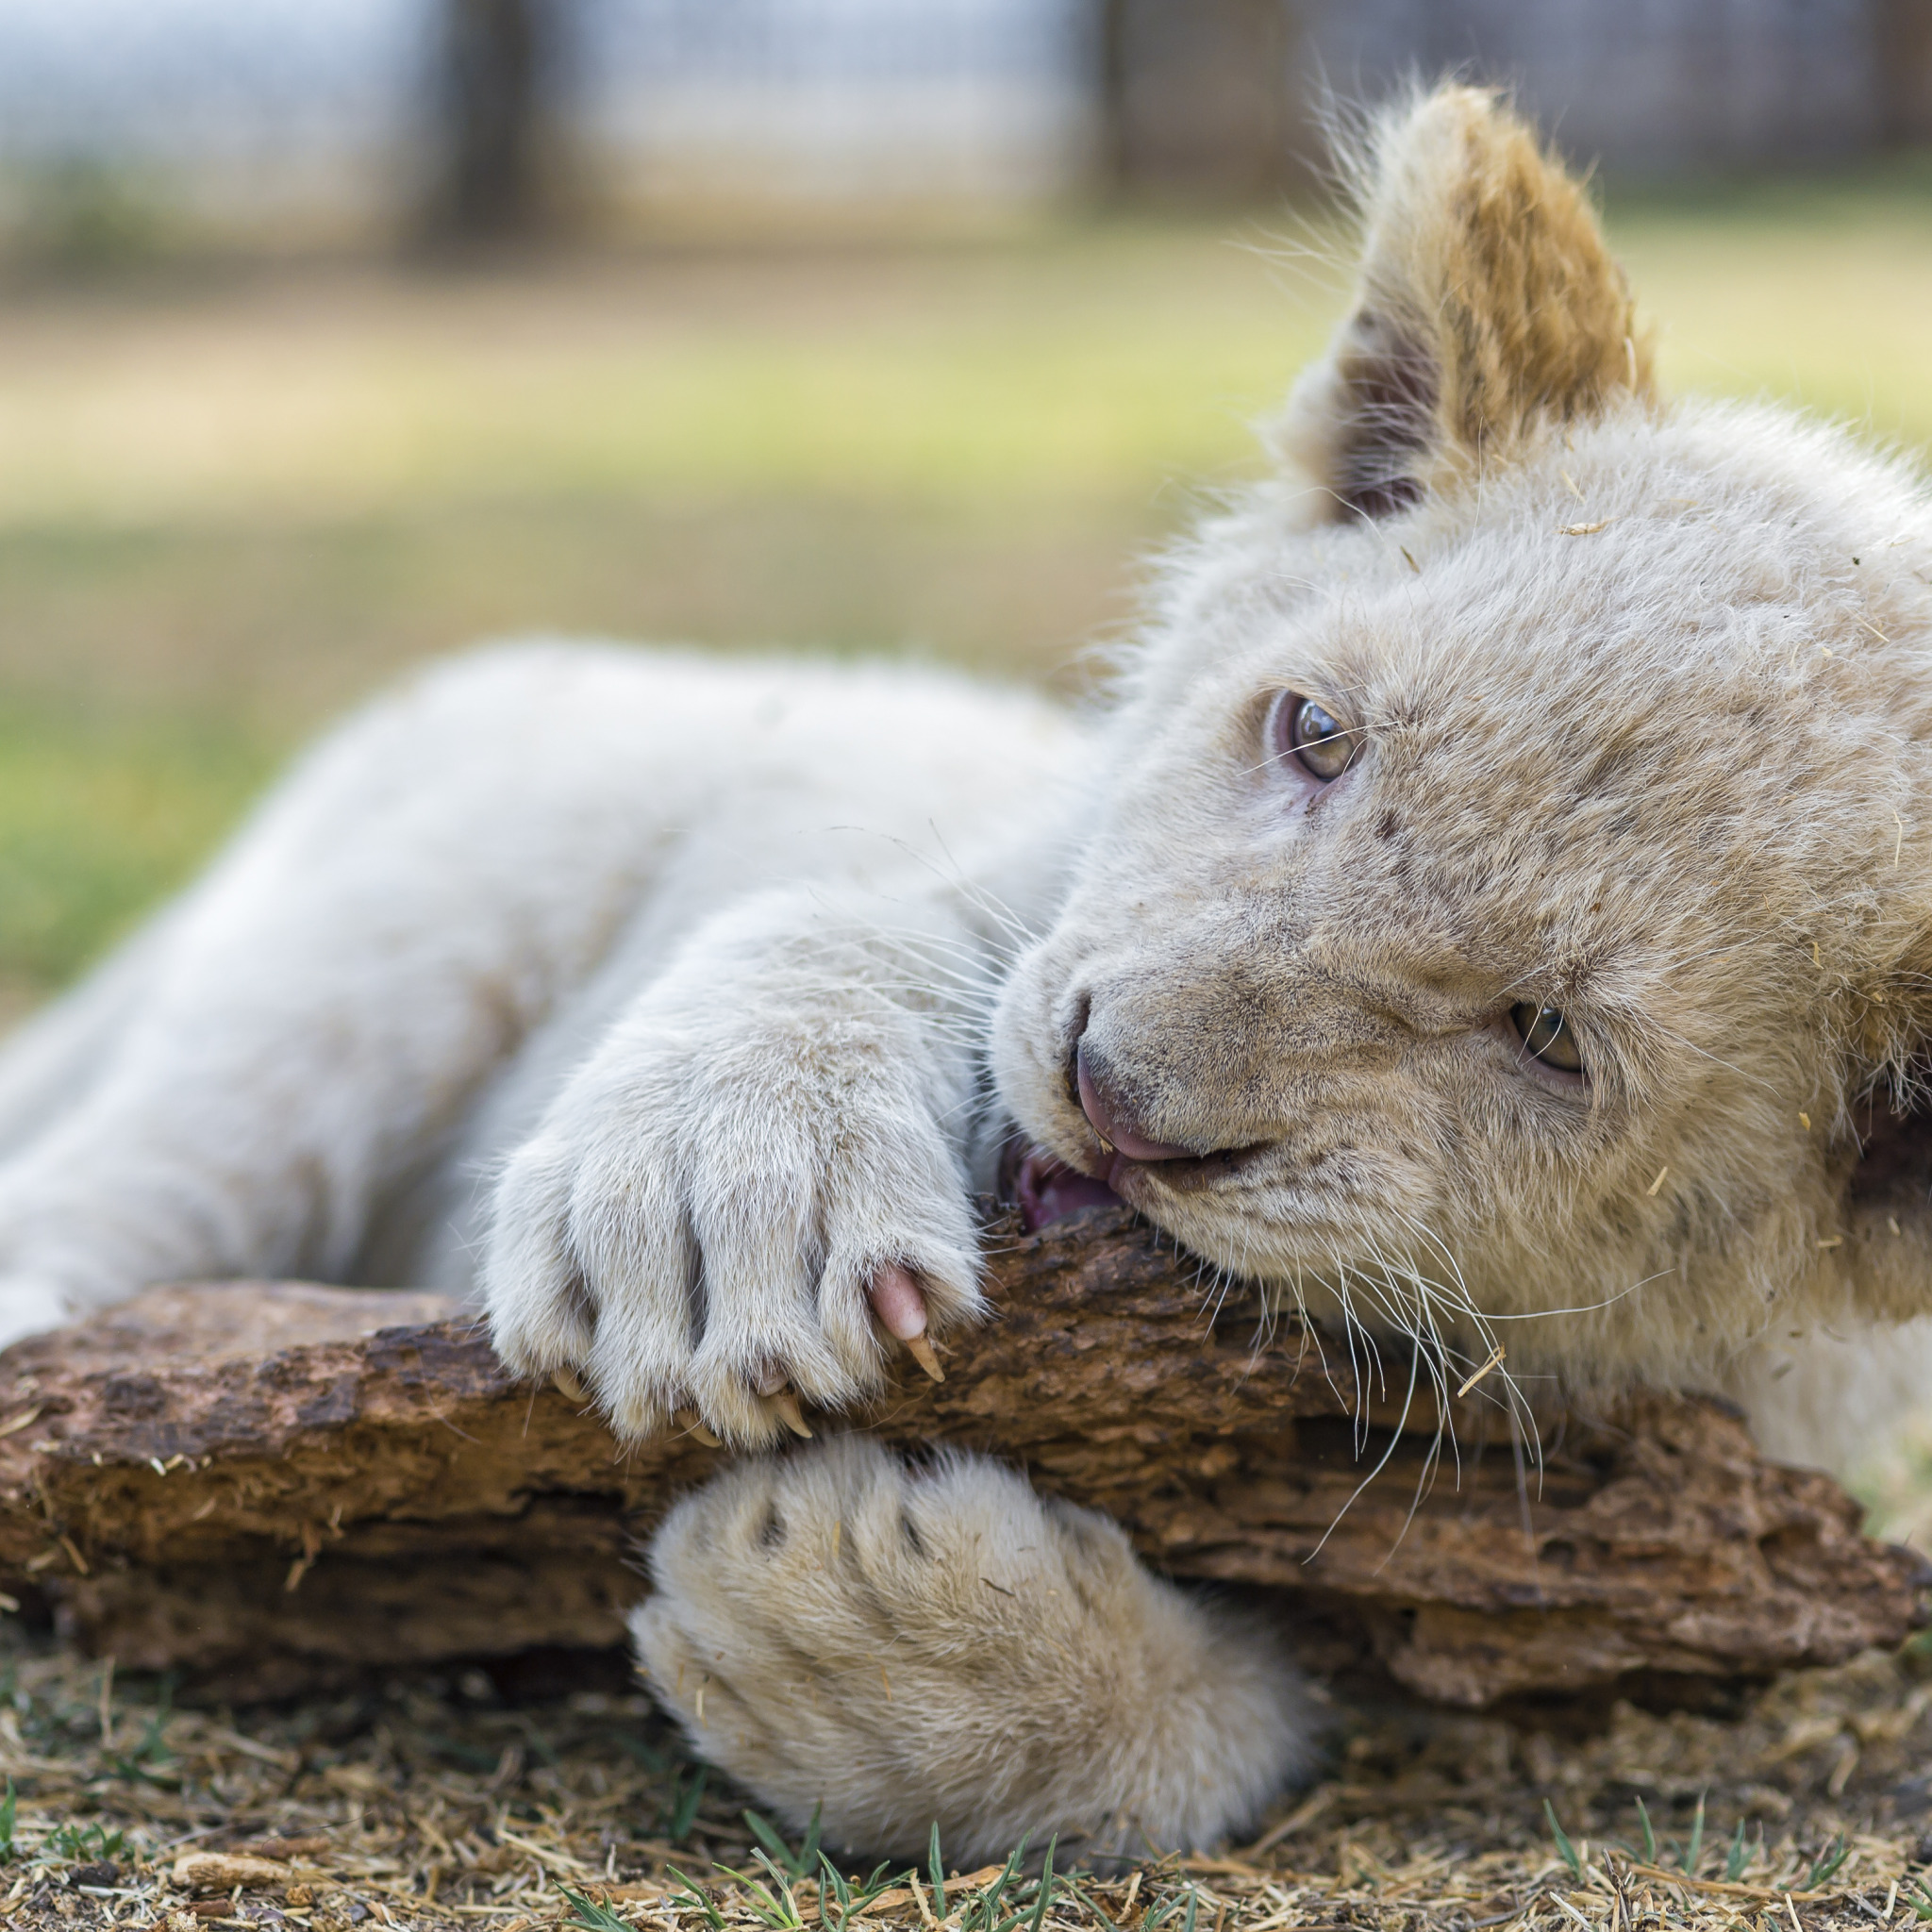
[431,0,552,242]
[1096,0,1131,192]
[1879,0,1932,145]
[1093,0,1297,198]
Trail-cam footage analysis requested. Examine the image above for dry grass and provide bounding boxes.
[0,1622,1929,1932]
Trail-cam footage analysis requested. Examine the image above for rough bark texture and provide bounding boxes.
[0,1208,1921,1704]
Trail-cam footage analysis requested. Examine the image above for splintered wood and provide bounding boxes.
[0,1208,1920,1702]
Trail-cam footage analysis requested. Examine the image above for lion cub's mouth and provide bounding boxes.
[1007,1139,1265,1231]
[1008,1141,1124,1232]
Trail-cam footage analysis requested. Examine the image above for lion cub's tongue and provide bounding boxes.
[1014,1143,1122,1232]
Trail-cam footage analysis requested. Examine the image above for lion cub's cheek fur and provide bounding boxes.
[992,84,1932,1399]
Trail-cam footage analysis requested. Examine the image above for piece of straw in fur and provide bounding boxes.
[1457,1345,1506,1397]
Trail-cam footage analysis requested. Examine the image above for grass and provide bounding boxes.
[0,1624,1929,1932]
[0,705,270,1014]
[0,173,1928,1000]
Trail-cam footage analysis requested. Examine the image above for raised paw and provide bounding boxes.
[480,969,983,1448]
[630,1436,1315,1863]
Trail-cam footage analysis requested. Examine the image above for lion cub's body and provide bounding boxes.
[0,85,1928,1862]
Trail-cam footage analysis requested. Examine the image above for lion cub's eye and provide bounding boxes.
[1511,1003,1586,1077]
[1272,692,1361,782]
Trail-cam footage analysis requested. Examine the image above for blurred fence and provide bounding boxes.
[0,0,1928,258]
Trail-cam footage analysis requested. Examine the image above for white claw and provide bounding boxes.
[767,1390,814,1440]
[675,1407,724,1449]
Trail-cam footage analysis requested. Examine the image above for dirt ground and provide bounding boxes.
[0,1622,1930,1932]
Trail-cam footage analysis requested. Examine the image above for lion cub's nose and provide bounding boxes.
[1075,1041,1195,1162]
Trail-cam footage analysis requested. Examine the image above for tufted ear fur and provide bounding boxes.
[1274,85,1657,519]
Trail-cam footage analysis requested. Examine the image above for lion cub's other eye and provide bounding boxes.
[1511,1003,1586,1077]
[1272,692,1360,782]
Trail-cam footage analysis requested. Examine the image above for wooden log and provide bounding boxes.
[0,1208,1921,1704]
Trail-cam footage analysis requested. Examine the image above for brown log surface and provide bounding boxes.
[0,1208,1921,1704]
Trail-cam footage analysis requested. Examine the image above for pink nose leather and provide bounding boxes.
[1075,1043,1194,1162]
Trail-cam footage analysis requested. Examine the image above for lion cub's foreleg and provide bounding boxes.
[633,1437,1314,1864]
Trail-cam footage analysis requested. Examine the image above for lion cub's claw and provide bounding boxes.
[479,996,984,1447]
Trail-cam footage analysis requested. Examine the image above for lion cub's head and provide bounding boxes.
[991,86,1932,1405]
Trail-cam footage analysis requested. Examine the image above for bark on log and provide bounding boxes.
[0,1208,1921,1705]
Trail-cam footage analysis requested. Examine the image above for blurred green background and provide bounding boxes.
[2,168,1930,1022]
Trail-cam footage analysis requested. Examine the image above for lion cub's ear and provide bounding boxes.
[1274,85,1657,520]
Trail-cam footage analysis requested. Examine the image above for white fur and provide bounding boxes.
[0,83,1928,1862]
[632,1435,1312,1865]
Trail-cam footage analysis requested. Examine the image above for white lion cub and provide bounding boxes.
[0,86,1929,1862]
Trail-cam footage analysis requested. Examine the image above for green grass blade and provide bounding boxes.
[558,1887,630,1932]
[1724,1820,1747,1883]
[820,1855,853,1913]
[714,1863,798,1931]
[670,1765,709,1841]
[1806,1834,1849,1890]
[1634,1796,1657,1865]
[667,1868,728,1932]
[929,1823,948,1920]
[750,1849,795,1893]
[1543,1800,1583,1881]
[975,1836,1028,1932]
[1686,1793,1707,1874]
[1028,1839,1058,1932]
[743,1812,798,1876]
[848,1866,898,1910]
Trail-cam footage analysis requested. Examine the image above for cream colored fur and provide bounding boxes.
[632,1435,1310,1865]
[0,83,1925,1861]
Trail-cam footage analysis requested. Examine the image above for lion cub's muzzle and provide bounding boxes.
[1009,1033,1271,1230]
